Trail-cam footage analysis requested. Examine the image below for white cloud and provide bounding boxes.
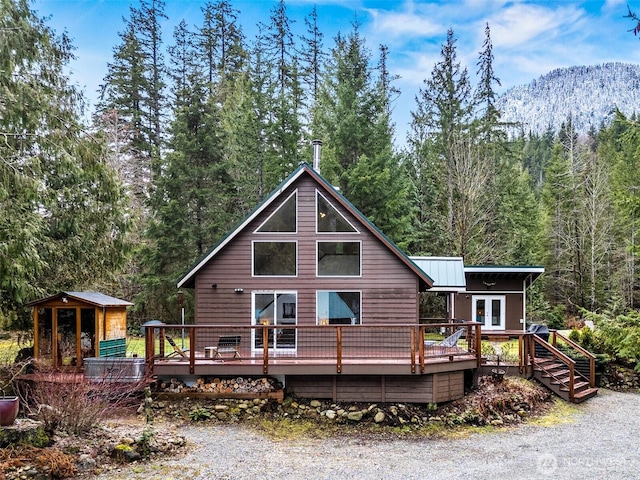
[367,8,441,38]
[489,3,586,48]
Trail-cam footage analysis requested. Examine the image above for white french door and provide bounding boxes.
[252,291,297,353]
[472,295,506,331]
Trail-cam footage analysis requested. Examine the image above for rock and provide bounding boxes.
[120,437,135,445]
[347,411,363,421]
[310,400,321,408]
[325,410,337,420]
[490,419,504,426]
[111,444,141,463]
[374,411,385,423]
[76,454,97,472]
[389,406,398,416]
[214,404,229,411]
[216,412,228,421]
[238,403,249,410]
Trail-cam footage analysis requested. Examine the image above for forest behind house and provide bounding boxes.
[2,0,640,341]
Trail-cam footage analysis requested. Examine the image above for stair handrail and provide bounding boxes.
[530,334,576,402]
[551,331,596,388]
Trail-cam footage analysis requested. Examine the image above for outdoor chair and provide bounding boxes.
[165,335,188,358]
[425,328,466,355]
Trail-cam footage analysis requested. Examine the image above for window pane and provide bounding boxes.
[491,299,501,326]
[254,242,296,276]
[318,242,360,276]
[476,300,485,324]
[317,193,356,232]
[317,291,361,325]
[257,192,296,232]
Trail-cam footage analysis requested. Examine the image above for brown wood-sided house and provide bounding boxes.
[165,161,480,403]
[456,266,544,332]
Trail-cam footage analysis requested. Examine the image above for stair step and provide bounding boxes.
[560,381,590,392]
[573,388,599,403]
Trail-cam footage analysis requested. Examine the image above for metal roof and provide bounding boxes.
[26,291,133,307]
[178,163,434,290]
[464,265,544,283]
[410,257,467,292]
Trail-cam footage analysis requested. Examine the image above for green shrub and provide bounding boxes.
[581,308,640,371]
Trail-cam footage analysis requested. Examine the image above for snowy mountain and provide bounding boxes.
[496,62,640,137]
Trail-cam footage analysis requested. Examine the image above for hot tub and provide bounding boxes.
[83,357,146,383]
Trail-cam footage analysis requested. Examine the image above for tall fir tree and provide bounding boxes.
[0,0,129,324]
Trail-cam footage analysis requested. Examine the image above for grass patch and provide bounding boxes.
[251,417,337,441]
[528,398,578,427]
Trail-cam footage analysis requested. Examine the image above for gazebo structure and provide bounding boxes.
[26,292,133,368]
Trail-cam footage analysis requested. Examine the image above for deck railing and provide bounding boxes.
[550,330,596,389]
[143,322,482,375]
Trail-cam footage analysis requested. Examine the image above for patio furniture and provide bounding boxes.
[425,328,466,355]
[208,335,242,359]
[165,335,188,358]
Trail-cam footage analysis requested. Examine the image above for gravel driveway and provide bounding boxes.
[97,389,640,480]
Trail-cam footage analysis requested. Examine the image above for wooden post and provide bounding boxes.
[189,327,195,375]
[590,356,596,388]
[145,325,155,375]
[475,322,482,367]
[159,327,165,358]
[410,327,416,374]
[569,362,575,402]
[263,325,269,374]
[419,325,425,373]
[336,327,342,374]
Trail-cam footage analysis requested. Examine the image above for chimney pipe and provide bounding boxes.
[312,139,322,173]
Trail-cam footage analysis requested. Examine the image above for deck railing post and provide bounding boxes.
[159,327,166,358]
[475,323,482,366]
[590,356,596,388]
[263,325,269,374]
[145,325,154,374]
[419,325,425,373]
[189,327,195,374]
[336,327,342,374]
[410,327,416,374]
[569,362,575,402]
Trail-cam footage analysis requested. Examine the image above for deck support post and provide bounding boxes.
[263,326,269,374]
[410,327,416,373]
[336,327,342,373]
[189,328,195,374]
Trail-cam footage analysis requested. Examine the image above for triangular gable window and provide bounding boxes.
[317,191,357,233]
[256,191,297,233]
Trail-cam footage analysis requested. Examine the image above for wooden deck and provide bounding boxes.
[144,322,482,378]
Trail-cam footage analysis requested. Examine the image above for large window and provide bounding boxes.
[256,191,297,233]
[316,191,357,233]
[317,291,361,325]
[253,241,297,276]
[317,241,361,276]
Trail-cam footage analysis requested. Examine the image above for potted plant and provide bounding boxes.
[0,362,27,426]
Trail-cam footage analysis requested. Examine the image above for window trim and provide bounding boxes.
[254,190,298,234]
[252,290,298,353]
[252,240,298,277]
[315,190,359,234]
[316,290,362,325]
[316,240,362,277]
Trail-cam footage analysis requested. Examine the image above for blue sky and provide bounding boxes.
[33,0,640,140]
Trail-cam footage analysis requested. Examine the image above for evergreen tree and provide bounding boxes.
[0,0,129,323]
[474,23,503,145]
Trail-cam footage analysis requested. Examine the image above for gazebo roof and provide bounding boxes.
[25,291,133,308]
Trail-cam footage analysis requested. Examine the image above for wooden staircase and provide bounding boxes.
[529,333,598,404]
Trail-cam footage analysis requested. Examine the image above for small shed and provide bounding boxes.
[26,292,133,368]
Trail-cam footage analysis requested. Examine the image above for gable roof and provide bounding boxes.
[178,163,433,290]
[410,257,466,292]
[25,291,133,308]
